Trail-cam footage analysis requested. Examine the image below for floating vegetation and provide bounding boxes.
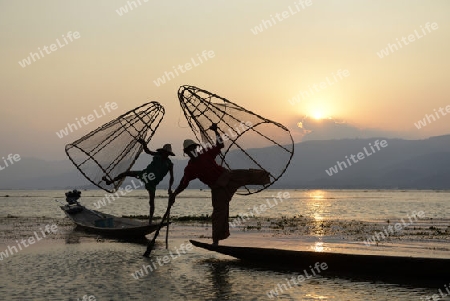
[172,215,211,222]
[118,214,450,245]
[123,214,212,222]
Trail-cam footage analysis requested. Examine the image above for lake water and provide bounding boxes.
[0,189,449,300]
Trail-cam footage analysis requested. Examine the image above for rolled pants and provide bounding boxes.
[210,169,270,242]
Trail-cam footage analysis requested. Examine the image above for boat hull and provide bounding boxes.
[61,204,166,239]
[190,240,450,280]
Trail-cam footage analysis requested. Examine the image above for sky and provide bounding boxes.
[1,0,450,161]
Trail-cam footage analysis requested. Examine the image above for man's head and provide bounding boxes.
[183,139,199,158]
[157,144,175,158]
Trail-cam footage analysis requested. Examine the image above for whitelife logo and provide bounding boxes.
[266,262,328,299]
[115,0,149,16]
[153,50,215,87]
[250,0,313,35]
[55,102,118,139]
[92,176,155,210]
[0,224,58,261]
[414,105,450,129]
[229,192,290,228]
[131,242,194,279]
[288,69,350,106]
[363,211,425,246]
[325,140,388,176]
[18,31,81,68]
[376,22,439,59]
[0,154,21,171]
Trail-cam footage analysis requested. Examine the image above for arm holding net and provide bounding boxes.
[178,85,294,195]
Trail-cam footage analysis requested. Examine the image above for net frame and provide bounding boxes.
[65,101,165,193]
[178,85,294,195]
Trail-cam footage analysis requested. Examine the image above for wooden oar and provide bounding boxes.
[165,210,170,249]
[143,201,172,257]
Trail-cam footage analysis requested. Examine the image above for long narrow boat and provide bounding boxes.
[60,202,166,239]
[190,240,450,280]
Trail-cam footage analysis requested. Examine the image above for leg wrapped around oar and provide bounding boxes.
[143,202,172,257]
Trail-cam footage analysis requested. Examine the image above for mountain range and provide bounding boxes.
[1,135,450,190]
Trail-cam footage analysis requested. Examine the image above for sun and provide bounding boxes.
[302,98,336,121]
[311,110,324,120]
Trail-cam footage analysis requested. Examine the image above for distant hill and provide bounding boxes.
[273,134,450,189]
[1,135,450,190]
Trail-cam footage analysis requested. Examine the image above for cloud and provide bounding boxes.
[292,116,413,141]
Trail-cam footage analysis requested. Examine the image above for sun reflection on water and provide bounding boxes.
[306,190,332,252]
[313,241,324,252]
[309,189,325,200]
[305,294,329,300]
[307,190,327,222]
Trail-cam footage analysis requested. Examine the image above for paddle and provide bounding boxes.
[165,210,170,249]
[143,200,173,257]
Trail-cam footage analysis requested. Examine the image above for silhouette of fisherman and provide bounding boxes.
[103,139,175,224]
[169,123,270,245]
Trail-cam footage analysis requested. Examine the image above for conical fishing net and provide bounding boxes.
[65,102,165,193]
[178,85,294,195]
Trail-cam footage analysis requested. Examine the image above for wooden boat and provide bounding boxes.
[60,201,166,239]
[190,240,450,280]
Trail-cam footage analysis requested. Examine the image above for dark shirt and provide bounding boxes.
[181,145,225,187]
[142,153,173,186]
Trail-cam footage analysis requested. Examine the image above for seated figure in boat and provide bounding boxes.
[104,140,175,224]
[169,123,270,245]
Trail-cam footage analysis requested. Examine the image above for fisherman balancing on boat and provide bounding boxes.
[103,139,175,224]
[169,123,270,245]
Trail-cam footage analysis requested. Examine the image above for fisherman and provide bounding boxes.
[103,139,175,224]
[169,124,270,245]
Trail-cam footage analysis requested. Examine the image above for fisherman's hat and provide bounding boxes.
[157,144,175,156]
[183,139,199,151]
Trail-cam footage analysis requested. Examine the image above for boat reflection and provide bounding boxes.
[208,260,233,300]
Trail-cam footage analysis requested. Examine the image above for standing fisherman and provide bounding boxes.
[103,138,175,224]
[169,124,270,245]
